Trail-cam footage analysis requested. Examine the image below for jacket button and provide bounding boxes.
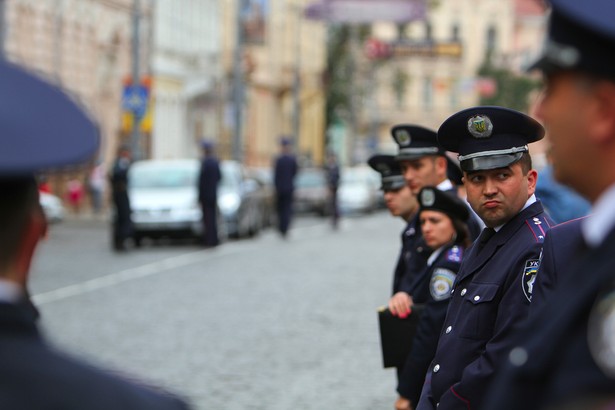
[433,364,440,373]
[474,295,481,301]
[445,326,452,334]
[460,288,467,296]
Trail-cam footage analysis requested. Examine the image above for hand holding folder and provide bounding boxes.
[378,304,425,368]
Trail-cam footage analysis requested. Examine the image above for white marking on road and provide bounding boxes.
[32,245,249,305]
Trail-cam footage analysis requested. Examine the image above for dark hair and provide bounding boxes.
[0,178,39,272]
[452,217,472,249]
[517,152,533,174]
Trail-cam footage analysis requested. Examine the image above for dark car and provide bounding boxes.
[293,167,329,216]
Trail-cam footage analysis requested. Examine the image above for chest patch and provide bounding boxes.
[430,268,456,301]
[522,259,540,302]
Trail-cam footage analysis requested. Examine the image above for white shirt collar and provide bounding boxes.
[493,194,537,232]
[437,179,454,191]
[0,279,23,303]
[583,183,615,247]
[427,246,446,266]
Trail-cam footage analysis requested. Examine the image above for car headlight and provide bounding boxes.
[218,193,240,215]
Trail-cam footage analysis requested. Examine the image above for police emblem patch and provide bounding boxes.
[395,129,411,146]
[421,188,435,207]
[588,291,615,378]
[430,268,456,301]
[522,259,540,302]
[446,246,462,263]
[467,115,493,138]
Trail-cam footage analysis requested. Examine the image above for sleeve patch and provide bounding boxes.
[522,259,540,302]
[431,268,457,301]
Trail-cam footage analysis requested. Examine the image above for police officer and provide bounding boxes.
[198,140,222,247]
[397,187,471,410]
[273,136,298,237]
[368,154,422,410]
[483,1,615,408]
[392,124,483,240]
[0,60,190,409]
[415,106,554,410]
[110,144,133,251]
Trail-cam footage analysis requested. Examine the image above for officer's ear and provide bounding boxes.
[587,80,615,145]
[526,169,538,196]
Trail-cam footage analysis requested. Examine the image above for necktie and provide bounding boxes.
[477,227,496,253]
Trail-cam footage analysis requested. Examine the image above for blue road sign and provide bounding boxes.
[122,85,148,118]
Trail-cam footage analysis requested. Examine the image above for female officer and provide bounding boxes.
[395,186,470,410]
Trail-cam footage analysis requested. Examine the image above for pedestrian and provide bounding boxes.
[483,1,615,408]
[273,136,298,237]
[66,177,84,214]
[324,151,340,228]
[415,106,554,410]
[395,187,471,410]
[0,59,190,409]
[88,160,106,214]
[110,145,133,251]
[197,140,222,248]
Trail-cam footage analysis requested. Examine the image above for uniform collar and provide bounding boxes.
[427,245,446,266]
[436,179,454,191]
[583,183,615,247]
[0,279,23,304]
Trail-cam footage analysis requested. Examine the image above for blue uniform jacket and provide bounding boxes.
[198,157,221,205]
[274,154,298,195]
[418,201,553,410]
[392,214,430,295]
[0,302,190,409]
[397,244,464,404]
[483,222,615,410]
[529,217,586,313]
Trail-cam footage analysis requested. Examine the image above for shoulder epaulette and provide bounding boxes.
[445,245,463,263]
[524,215,552,242]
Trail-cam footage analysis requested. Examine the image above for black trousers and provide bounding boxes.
[276,192,293,235]
[201,203,219,247]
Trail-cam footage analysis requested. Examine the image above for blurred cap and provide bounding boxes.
[438,106,544,173]
[367,154,406,191]
[279,136,292,146]
[391,124,443,161]
[0,60,99,175]
[418,186,469,222]
[528,0,615,79]
[201,139,214,150]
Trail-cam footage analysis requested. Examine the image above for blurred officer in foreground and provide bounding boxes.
[0,60,190,409]
[198,140,222,248]
[110,144,133,251]
[368,154,421,410]
[324,151,341,229]
[484,1,615,408]
[395,187,471,410]
[273,136,298,237]
[416,106,553,410]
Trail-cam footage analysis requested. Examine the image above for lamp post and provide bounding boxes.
[131,0,142,160]
[231,0,248,163]
[0,0,5,59]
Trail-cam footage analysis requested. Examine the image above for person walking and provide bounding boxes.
[0,58,190,409]
[324,151,341,229]
[273,136,298,237]
[110,145,133,251]
[198,140,222,248]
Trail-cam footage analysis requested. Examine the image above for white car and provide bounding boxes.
[338,167,381,215]
[39,191,65,223]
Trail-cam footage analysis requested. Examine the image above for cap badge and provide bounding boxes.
[467,115,493,139]
[395,129,411,146]
[376,163,391,174]
[421,188,435,207]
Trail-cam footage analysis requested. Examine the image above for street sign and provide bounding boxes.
[122,85,148,118]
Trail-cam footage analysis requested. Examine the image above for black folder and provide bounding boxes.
[378,304,425,368]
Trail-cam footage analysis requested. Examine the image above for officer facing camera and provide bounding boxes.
[0,60,190,409]
[415,106,554,410]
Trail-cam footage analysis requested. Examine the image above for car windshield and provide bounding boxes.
[296,171,325,187]
[130,164,197,188]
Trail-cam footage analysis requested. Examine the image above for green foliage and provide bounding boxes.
[477,58,540,112]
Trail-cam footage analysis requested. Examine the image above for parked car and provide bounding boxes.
[128,159,205,243]
[39,191,65,223]
[247,167,276,228]
[218,160,265,238]
[293,167,329,216]
[128,159,266,244]
[337,166,381,215]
